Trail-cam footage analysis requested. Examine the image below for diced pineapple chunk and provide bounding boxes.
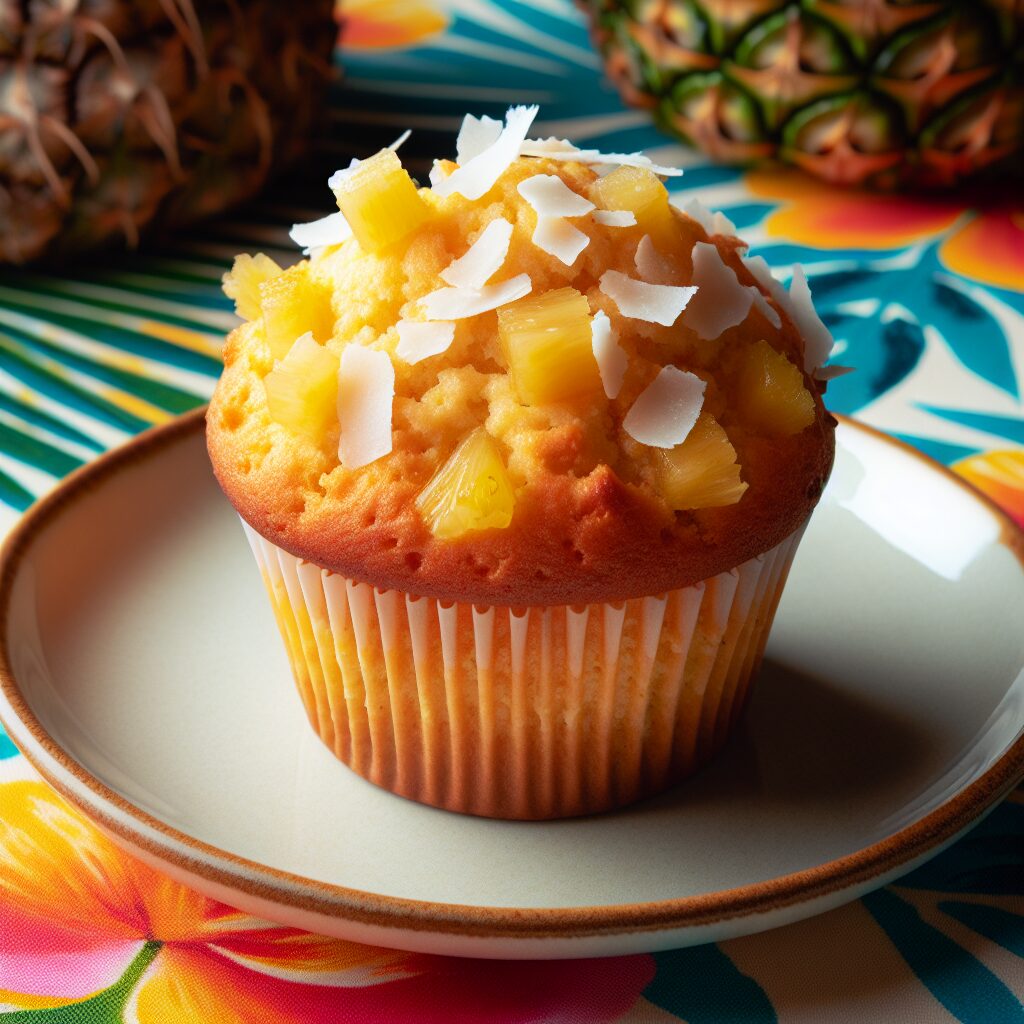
[593,166,678,252]
[737,339,816,437]
[497,288,602,406]
[332,148,430,254]
[223,253,282,321]
[263,332,339,440]
[655,415,747,509]
[258,264,335,362]
[416,428,515,539]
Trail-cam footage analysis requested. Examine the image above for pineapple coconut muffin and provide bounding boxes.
[208,107,840,819]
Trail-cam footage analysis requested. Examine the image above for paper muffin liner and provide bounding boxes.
[242,522,805,819]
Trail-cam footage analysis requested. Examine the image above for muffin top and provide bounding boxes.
[207,108,837,605]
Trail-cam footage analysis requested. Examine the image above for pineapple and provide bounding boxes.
[0,1,337,264]
[583,0,1023,187]
[592,166,678,250]
[497,288,603,405]
[655,414,747,509]
[223,254,283,322]
[737,339,815,437]
[258,265,336,362]
[332,148,431,254]
[416,429,516,538]
[264,333,339,440]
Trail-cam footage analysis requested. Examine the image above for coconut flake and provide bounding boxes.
[395,320,456,364]
[683,242,754,340]
[748,287,781,329]
[532,217,590,265]
[789,265,834,373]
[681,197,737,237]
[815,363,855,381]
[624,366,706,448]
[517,174,595,218]
[327,158,360,192]
[521,137,682,177]
[440,218,514,290]
[591,311,627,399]
[516,174,595,265]
[420,274,532,320]
[388,130,412,153]
[326,131,412,192]
[743,254,791,311]
[289,212,351,255]
[593,209,637,227]
[599,270,695,327]
[429,161,449,188]
[337,346,394,470]
[433,105,538,200]
[634,235,673,283]
[456,114,504,164]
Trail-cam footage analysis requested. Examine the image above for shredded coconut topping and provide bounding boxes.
[743,254,790,310]
[419,274,532,320]
[520,137,683,177]
[788,266,834,373]
[593,209,637,227]
[337,346,395,470]
[326,158,360,192]
[395,321,456,365]
[634,235,674,283]
[433,105,539,201]
[517,174,595,218]
[440,218,514,290]
[327,131,411,192]
[456,114,503,164]
[748,288,781,329]
[599,270,696,327]
[623,366,706,448]
[532,217,590,265]
[815,363,854,381]
[517,174,595,265]
[428,161,448,189]
[684,242,754,340]
[289,212,351,255]
[591,311,627,399]
[681,197,737,237]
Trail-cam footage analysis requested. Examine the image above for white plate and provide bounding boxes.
[1,410,1022,959]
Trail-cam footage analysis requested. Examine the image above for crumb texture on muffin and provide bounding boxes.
[208,111,836,605]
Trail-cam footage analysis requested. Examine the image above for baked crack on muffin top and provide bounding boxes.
[207,107,839,605]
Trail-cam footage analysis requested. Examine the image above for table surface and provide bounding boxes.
[1,1,1022,1020]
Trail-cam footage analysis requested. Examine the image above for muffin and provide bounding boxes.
[207,107,838,819]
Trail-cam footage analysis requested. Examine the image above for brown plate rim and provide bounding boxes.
[0,405,1022,942]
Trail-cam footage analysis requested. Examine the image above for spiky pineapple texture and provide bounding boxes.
[0,0,336,264]
[583,0,1024,188]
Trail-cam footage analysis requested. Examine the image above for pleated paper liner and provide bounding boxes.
[243,522,804,819]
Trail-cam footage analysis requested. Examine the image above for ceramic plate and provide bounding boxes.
[1,409,1022,960]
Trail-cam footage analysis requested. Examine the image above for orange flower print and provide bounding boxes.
[940,209,1024,294]
[745,168,1024,293]
[953,450,1024,528]
[0,776,653,1022]
[340,0,449,50]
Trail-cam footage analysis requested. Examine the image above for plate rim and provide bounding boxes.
[0,406,1022,942]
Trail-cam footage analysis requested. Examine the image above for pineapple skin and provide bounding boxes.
[0,0,336,264]
[583,0,1024,188]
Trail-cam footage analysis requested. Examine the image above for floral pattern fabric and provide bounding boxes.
[0,0,1022,1020]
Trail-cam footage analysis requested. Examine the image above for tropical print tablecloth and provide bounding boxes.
[1,1,1022,1020]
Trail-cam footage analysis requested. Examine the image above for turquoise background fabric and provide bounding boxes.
[0,0,1022,1019]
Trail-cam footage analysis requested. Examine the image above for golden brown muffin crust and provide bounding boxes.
[207,157,835,605]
